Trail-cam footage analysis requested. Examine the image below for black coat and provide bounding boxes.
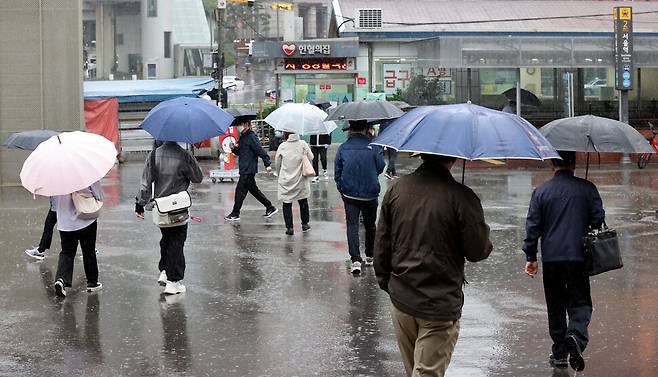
[232,129,271,175]
[309,133,332,146]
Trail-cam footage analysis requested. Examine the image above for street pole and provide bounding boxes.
[620,90,631,163]
[214,5,226,108]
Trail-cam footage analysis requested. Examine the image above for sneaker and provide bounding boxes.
[384,172,393,180]
[285,228,294,236]
[87,282,103,292]
[311,176,320,183]
[549,354,568,369]
[25,247,45,261]
[264,207,279,218]
[158,270,168,286]
[54,279,66,297]
[164,280,186,295]
[322,170,328,177]
[302,224,311,233]
[351,261,362,274]
[225,213,240,221]
[364,257,374,266]
[565,335,585,371]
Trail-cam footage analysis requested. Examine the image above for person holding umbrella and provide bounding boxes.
[20,131,117,297]
[274,132,314,235]
[137,97,233,294]
[224,117,278,221]
[334,120,386,274]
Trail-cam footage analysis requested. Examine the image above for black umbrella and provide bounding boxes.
[226,108,258,124]
[540,115,655,178]
[325,101,404,122]
[310,100,331,111]
[502,88,542,107]
[2,130,60,151]
[388,100,413,111]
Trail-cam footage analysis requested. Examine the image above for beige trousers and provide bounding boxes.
[391,302,460,377]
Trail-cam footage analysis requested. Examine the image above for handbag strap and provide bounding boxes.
[150,148,158,200]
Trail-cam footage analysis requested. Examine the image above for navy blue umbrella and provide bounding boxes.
[140,97,234,144]
[2,130,60,151]
[372,103,559,182]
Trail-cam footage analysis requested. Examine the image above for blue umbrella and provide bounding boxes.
[2,130,60,151]
[140,97,234,144]
[373,103,559,160]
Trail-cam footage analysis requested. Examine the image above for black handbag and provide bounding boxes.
[582,222,623,276]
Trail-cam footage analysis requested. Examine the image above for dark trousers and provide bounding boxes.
[311,146,328,175]
[542,261,593,358]
[386,149,398,175]
[56,221,98,287]
[282,199,310,229]
[38,209,58,252]
[231,174,272,215]
[159,224,188,282]
[343,197,378,262]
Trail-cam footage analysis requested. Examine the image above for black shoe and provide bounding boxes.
[285,228,294,236]
[264,207,278,218]
[549,354,568,369]
[225,213,240,221]
[302,224,311,233]
[54,279,66,297]
[565,335,585,371]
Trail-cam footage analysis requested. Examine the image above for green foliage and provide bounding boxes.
[261,104,278,118]
[400,75,443,106]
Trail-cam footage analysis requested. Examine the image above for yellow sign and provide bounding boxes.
[271,2,293,10]
[618,7,632,20]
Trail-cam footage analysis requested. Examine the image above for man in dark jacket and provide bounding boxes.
[309,133,331,183]
[374,154,492,377]
[523,151,605,372]
[335,120,385,274]
[135,141,203,295]
[225,119,277,221]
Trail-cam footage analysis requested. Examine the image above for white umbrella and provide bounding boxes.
[264,103,336,135]
[20,131,117,196]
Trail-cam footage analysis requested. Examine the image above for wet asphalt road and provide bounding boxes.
[1,156,658,377]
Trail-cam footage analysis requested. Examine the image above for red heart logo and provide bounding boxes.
[282,44,296,56]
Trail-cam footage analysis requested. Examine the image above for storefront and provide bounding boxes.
[252,38,363,106]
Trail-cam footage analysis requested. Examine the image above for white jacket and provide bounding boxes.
[275,134,314,202]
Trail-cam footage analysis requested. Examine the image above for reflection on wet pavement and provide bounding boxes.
[1,158,657,376]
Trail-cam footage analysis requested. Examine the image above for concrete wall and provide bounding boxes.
[140,0,174,79]
[116,13,141,73]
[0,0,83,186]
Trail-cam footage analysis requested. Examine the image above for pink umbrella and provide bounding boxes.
[20,131,117,196]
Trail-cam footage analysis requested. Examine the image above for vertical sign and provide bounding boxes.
[614,7,633,90]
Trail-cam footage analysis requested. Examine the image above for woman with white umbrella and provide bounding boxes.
[274,132,314,236]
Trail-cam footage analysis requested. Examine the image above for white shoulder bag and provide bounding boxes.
[149,149,192,227]
[72,190,103,220]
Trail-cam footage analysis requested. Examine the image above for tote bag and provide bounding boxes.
[301,143,315,177]
[72,190,103,220]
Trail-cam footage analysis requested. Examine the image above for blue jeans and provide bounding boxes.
[343,197,378,263]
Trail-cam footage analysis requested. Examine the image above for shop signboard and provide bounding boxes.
[614,6,633,90]
[383,64,452,95]
[252,39,359,59]
[283,58,347,71]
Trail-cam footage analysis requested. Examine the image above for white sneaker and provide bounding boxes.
[158,270,168,286]
[311,176,320,183]
[351,261,362,274]
[54,279,66,297]
[164,280,186,295]
[25,247,45,261]
[365,257,374,266]
[322,170,328,177]
[87,282,103,292]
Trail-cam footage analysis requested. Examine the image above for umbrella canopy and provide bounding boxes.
[310,100,332,110]
[325,101,404,122]
[227,108,258,124]
[264,103,336,135]
[540,115,656,153]
[502,88,542,107]
[388,101,413,111]
[140,97,234,144]
[372,103,559,161]
[2,130,61,151]
[20,131,117,196]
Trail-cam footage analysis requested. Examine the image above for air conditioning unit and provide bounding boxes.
[356,8,382,29]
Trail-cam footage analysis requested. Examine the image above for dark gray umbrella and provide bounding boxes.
[540,115,655,153]
[388,100,413,111]
[325,101,404,122]
[502,88,542,107]
[310,100,331,111]
[2,130,60,151]
[227,108,258,124]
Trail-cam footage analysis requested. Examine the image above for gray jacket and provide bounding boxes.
[137,142,203,206]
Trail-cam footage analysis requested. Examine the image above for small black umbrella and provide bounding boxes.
[226,108,258,124]
[540,115,656,178]
[502,88,542,107]
[325,101,404,122]
[2,130,60,151]
[388,101,413,111]
[310,100,331,111]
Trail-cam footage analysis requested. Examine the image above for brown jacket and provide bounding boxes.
[374,162,492,321]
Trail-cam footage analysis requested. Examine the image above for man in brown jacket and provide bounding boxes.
[374,154,493,377]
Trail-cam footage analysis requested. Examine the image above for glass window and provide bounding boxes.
[147,63,156,78]
[164,31,171,58]
[147,0,157,18]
